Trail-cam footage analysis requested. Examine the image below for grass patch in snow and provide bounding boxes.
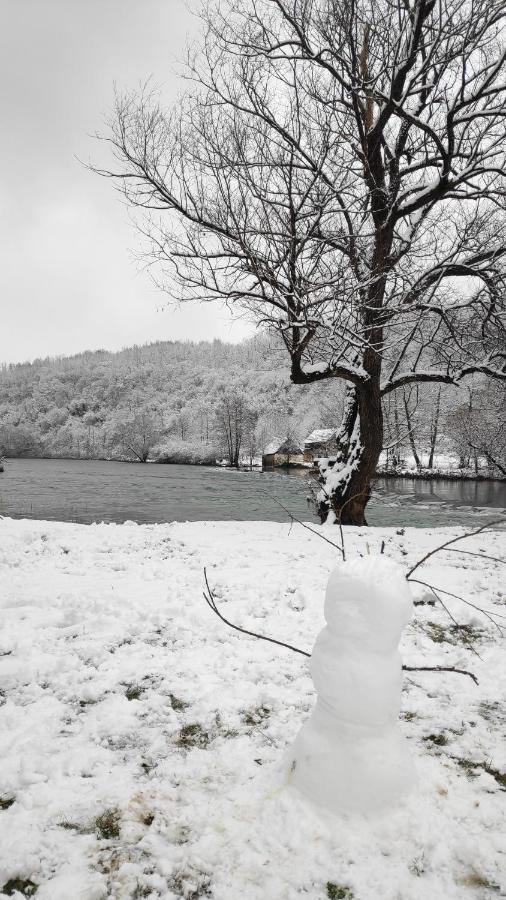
[214,711,239,739]
[175,723,211,749]
[95,807,121,840]
[1,878,38,896]
[478,700,504,723]
[326,883,354,899]
[169,692,189,711]
[57,819,85,832]
[242,705,271,726]
[422,732,449,747]
[485,766,506,790]
[0,795,15,810]
[452,756,506,790]
[125,683,144,701]
[409,853,427,876]
[56,818,97,835]
[424,623,447,643]
[132,885,154,899]
[168,867,212,899]
[423,621,486,646]
[454,756,480,777]
[457,869,500,891]
[131,887,151,899]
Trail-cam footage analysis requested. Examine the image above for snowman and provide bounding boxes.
[290,556,416,814]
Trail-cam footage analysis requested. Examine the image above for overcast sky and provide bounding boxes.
[0,0,252,365]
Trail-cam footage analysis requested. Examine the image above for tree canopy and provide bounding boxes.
[97,0,506,521]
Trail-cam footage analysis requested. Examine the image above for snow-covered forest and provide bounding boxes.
[0,336,503,475]
[0,336,337,463]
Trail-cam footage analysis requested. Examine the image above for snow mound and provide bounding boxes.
[290,556,416,814]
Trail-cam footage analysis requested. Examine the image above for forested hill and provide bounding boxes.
[0,336,343,463]
[1,336,503,473]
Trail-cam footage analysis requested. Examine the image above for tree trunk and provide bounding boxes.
[482,449,506,478]
[403,392,422,471]
[316,383,383,526]
[427,387,441,469]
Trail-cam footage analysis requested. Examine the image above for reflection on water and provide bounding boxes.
[374,475,505,508]
[369,475,506,527]
[0,458,505,528]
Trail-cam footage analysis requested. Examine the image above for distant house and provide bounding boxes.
[262,438,305,468]
[303,428,338,463]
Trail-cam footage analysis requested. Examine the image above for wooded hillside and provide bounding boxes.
[0,336,343,463]
[0,336,503,474]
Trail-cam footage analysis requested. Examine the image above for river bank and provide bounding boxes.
[376,467,504,482]
[1,452,503,482]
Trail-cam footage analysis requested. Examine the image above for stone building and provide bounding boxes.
[303,428,338,464]
[262,438,305,468]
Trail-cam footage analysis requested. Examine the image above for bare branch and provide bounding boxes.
[406,519,506,578]
[402,665,478,685]
[203,567,311,657]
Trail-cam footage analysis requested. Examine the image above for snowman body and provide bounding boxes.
[290,556,416,814]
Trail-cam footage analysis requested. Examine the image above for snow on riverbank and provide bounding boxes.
[0,518,505,900]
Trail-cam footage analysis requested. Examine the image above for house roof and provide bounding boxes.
[304,428,336,446]
[277,438,303,454]
[263,438,303,455]
[263,440,281,456]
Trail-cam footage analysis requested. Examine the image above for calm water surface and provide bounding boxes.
[0,458,505,528]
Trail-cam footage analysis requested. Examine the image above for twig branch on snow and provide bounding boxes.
[406,519,506,578]
[257,487,345,559]
[402,665,478,686]
[409,577,505,635]
[203,567,311,658]
[445,548,506,566]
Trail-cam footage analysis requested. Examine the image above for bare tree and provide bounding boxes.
[97,0,506,523]
[427,385,442,469]
[113,410,161,462]
[448,382,506,476]
[0,423,40,457]
[215,392,256,467]
[402,386,423,471]
[382,381,444,469]
[243,408,261,468]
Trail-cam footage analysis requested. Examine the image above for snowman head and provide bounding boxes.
[324,556,413,653]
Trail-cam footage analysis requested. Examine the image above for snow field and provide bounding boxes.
[0,518,505,899]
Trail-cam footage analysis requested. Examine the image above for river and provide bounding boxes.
[0,458,505,528]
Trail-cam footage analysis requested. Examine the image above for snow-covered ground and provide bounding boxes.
[0,517,505,900]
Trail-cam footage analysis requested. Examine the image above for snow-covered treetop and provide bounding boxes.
[304,429,336,446]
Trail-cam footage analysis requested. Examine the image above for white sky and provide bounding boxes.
[0,0,252,365]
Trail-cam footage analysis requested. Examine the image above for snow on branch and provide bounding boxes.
[381,363,506,395]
